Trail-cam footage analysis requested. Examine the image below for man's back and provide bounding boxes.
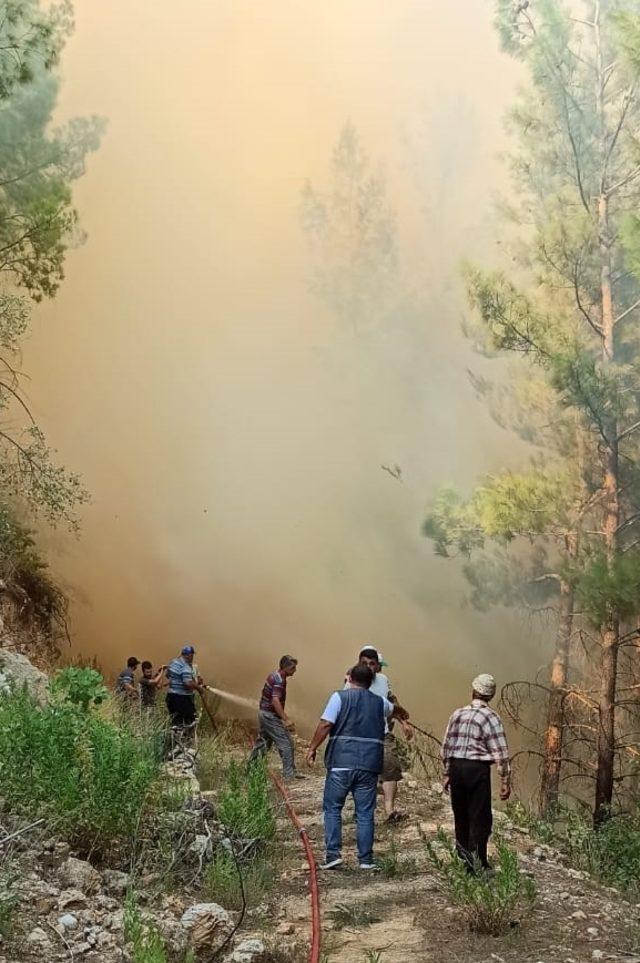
[259,671,286,713]
[443,700,509,771]
[167,657,193,696]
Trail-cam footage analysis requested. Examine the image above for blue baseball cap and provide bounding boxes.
[181,644,195,655]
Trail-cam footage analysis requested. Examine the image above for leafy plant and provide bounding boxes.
[506,799,556,845]
[49,666,108,711]
[204,848,273,911]
[377,839,417,879]
[426,829,536,935]
[363,952,384,963]
[328,903,381,931]
[218,758,275,841]
[0,686,162,854]
[563,808,640,895]
[124,892,168,963]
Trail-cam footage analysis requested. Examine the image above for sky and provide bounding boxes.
[23,0,549,738]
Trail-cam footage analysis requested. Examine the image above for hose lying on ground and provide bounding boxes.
[270,770,321,963]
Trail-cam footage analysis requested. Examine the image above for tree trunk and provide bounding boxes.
[592,1,621,825]
[540,573,574,817]
[594,185,620,826]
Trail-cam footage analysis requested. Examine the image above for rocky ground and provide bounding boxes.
[2,733,640,963]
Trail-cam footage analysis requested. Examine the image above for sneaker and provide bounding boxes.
[359,862,380,871]
[320,857,343,870]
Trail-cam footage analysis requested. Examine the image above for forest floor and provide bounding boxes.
[261,753,640,963]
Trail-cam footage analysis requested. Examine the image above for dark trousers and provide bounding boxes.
[166,692,196,728]
[449,759,492,871]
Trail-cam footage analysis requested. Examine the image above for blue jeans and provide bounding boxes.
[323,769,378,864]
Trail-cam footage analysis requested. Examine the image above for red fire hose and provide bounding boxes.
[270,771,321,963]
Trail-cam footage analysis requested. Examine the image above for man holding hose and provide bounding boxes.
[249,655,303,781]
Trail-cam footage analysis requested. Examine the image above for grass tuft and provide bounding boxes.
[328,903,381,930]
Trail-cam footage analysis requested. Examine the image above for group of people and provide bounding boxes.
[117,641,512,876]
[250,646,511,874]
[115,644,205,728]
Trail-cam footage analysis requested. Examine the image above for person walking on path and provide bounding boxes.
[307,663,399,870]
[249,655,302,781]
[349,645,413,823]
[165,644,204,729]
[441,673,511,873]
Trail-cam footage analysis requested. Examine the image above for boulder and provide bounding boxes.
[59,857,101,895]
[58,889,89,910]
[101,869,130,898]
[0,651,48,702]
[225,939,266,963]
[58,914,78,930]
[180,902,232,948]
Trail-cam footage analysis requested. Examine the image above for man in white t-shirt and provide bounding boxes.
[347,645,412,823]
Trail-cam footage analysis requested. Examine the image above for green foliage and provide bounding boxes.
[49,666,107,711]
[426,829,536,935]
[0,0,72,102]
[0,685,162,853]
[0,2,103,526]
[363,952,384,963]
[328,903,381,931]
[424,469,574,558]
[0,862,16,940]
[218,759,275,841]
[506,799,556,845]
[204,848,273,911]
[562,808,640,895]
[574,550,640,627]
[124,893,168,963]
[377,839,417,879]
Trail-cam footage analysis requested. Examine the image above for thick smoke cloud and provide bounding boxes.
[25,0,545,734]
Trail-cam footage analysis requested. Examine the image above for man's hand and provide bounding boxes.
[284,719,296,733]
[442,775,450,794]
[306,748,317,766]
[400,720,414,741]
[500,779,511,802]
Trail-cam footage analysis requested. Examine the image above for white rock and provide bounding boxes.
[571,910,587,920]
[58,857,101,895]
[592,952,604,961]
[587,927,599,937]
[180,903,233,948]
[26,927,51,948]
[58,914,78,930]
[225,938,266,963]
[58,889,89,910]
[0,651,49,702]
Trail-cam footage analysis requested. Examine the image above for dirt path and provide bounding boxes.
[263,762,640,963]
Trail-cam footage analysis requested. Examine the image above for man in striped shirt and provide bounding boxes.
[441,673,511,872]
[249,655,303,781]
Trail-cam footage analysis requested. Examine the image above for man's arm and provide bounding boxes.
[306,721,332,765]
[441,713,455,792]
[486,713,511,801]
[123,681,137,697]
[388,691,412,739]
[152,667,166,686]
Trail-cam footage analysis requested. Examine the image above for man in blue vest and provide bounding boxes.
[306,663,397,870]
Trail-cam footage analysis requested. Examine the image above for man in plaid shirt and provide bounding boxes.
[441,673,511,872]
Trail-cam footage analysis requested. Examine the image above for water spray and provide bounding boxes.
[205,685,257,713]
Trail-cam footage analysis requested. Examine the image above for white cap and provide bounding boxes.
[358,645,387,667]
[472,673,496,699]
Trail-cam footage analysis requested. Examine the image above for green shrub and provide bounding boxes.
[377,839,417,878]
[564,809,640,894]
[328,903,381,930]
[506,799,556,844]
[0,686,163,854]
[204,848,273,910]
[124,893,168,963]
[0,867,16,940]
[218,758,275,840]
[426,829,536,935]
[50,666,108,711]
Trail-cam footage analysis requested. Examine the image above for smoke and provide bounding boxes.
[24,0,545,735]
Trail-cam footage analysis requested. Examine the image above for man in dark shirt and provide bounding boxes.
[249,655,302,781]
[115,657,140,699]
[139,661,166,709]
